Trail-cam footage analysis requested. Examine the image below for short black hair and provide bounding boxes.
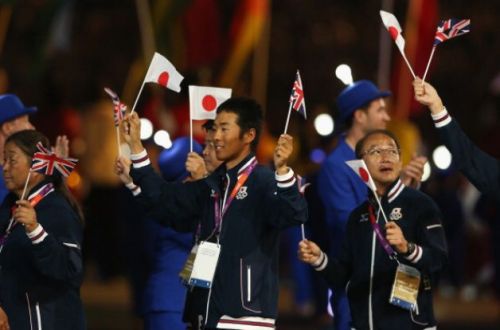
[202,120,214,131]
[355,129,401,158]
[217,97,263,151]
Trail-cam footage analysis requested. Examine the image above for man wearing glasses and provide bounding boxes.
[301,130,448,330]
[317,81,427,329]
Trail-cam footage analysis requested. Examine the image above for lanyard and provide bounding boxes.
[213,159,257,235]
[0,183,54,251]
[368,203,397,260]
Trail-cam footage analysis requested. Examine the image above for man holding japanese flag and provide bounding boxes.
[316,80,426,330]
[300,130,447,329]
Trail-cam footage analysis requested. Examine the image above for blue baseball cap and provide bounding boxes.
[336,80,391,122]
[158,136,203,182]
[0,94,37,125]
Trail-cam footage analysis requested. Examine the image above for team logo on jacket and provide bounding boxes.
[390,207,403,221]
[236,186,248,200]
[360,213,369,222]
[210,189,216,198]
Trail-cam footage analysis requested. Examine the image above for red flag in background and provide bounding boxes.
[390,0,438,119]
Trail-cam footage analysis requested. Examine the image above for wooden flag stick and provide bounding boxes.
[130,81,145,114]
[398,49,416,79]
[283,101,293,134]
[20,171,32,201]
[422,46,436,83]
[116,127,122,157]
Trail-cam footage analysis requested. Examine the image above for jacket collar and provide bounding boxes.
[369,178,405,205]
[206,153,257,192]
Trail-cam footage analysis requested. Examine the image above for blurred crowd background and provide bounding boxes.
[0,0,499,329]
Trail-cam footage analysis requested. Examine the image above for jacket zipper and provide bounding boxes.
[247,265,251,302]
[368,230,376,330]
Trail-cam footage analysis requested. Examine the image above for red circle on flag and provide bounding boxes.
[158,71,170,87]
[358,168,369,183]
[388,26,399,40]
[202,95,217,111]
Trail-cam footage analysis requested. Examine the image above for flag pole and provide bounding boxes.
[301,224,306,240]
[283,102,293,134]
[371,191,390,223]
[20,171,32,201]
[130,81,145,114]
[116,127,122,157]
[398,49,416,79]
[189,103,193,152]
[422,46,436,83]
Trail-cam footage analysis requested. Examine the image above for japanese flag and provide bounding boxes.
[345,159,377,192]
[144,52,184,93]
[380,10,406,52]
[189,86,232,120]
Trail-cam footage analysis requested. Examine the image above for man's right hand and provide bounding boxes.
[185,152,208,180]
[120,112,144,154]
[298,239,322,265]
[0,307,9,330]
[413,78,444,114]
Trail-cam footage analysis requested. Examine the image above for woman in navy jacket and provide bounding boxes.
[0,130,85,330]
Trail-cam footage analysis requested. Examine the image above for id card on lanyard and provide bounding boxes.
[389,263,421,311]
[368,204,421,311]
[185,159,257,289]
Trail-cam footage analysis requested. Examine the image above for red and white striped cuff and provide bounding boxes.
[125,182,142,196]
[404,244,423,264]
[312,251,328,271]
[26,224,48,244]
[431,107,451,128]
[275,168,296,188]
[131,149,150,168]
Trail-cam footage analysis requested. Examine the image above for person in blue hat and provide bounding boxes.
[0,94,68,203]
[317,80,427,330]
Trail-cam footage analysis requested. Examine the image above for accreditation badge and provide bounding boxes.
[188,241,221,289]
[389,263,421,311]
[179,243,199,284]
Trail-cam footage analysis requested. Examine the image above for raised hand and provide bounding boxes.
[274,134,293,175]
[53,135,69,158]
[185,152,208,180]
[413,78,444,114]
[401,154,427,188]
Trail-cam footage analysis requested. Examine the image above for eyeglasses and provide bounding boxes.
[362,147,400,159]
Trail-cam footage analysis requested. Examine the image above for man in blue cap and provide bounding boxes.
[317,80,427,330]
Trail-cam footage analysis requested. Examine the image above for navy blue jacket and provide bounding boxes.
[436,116,500,201]
[316,179,447,330]
[131,153,308,328]
[0,181,85,330]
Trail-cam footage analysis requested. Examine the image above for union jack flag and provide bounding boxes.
[289,70,306,119]
[104,87,127,126]
[434,19,471,46]
[31,142,78,177]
